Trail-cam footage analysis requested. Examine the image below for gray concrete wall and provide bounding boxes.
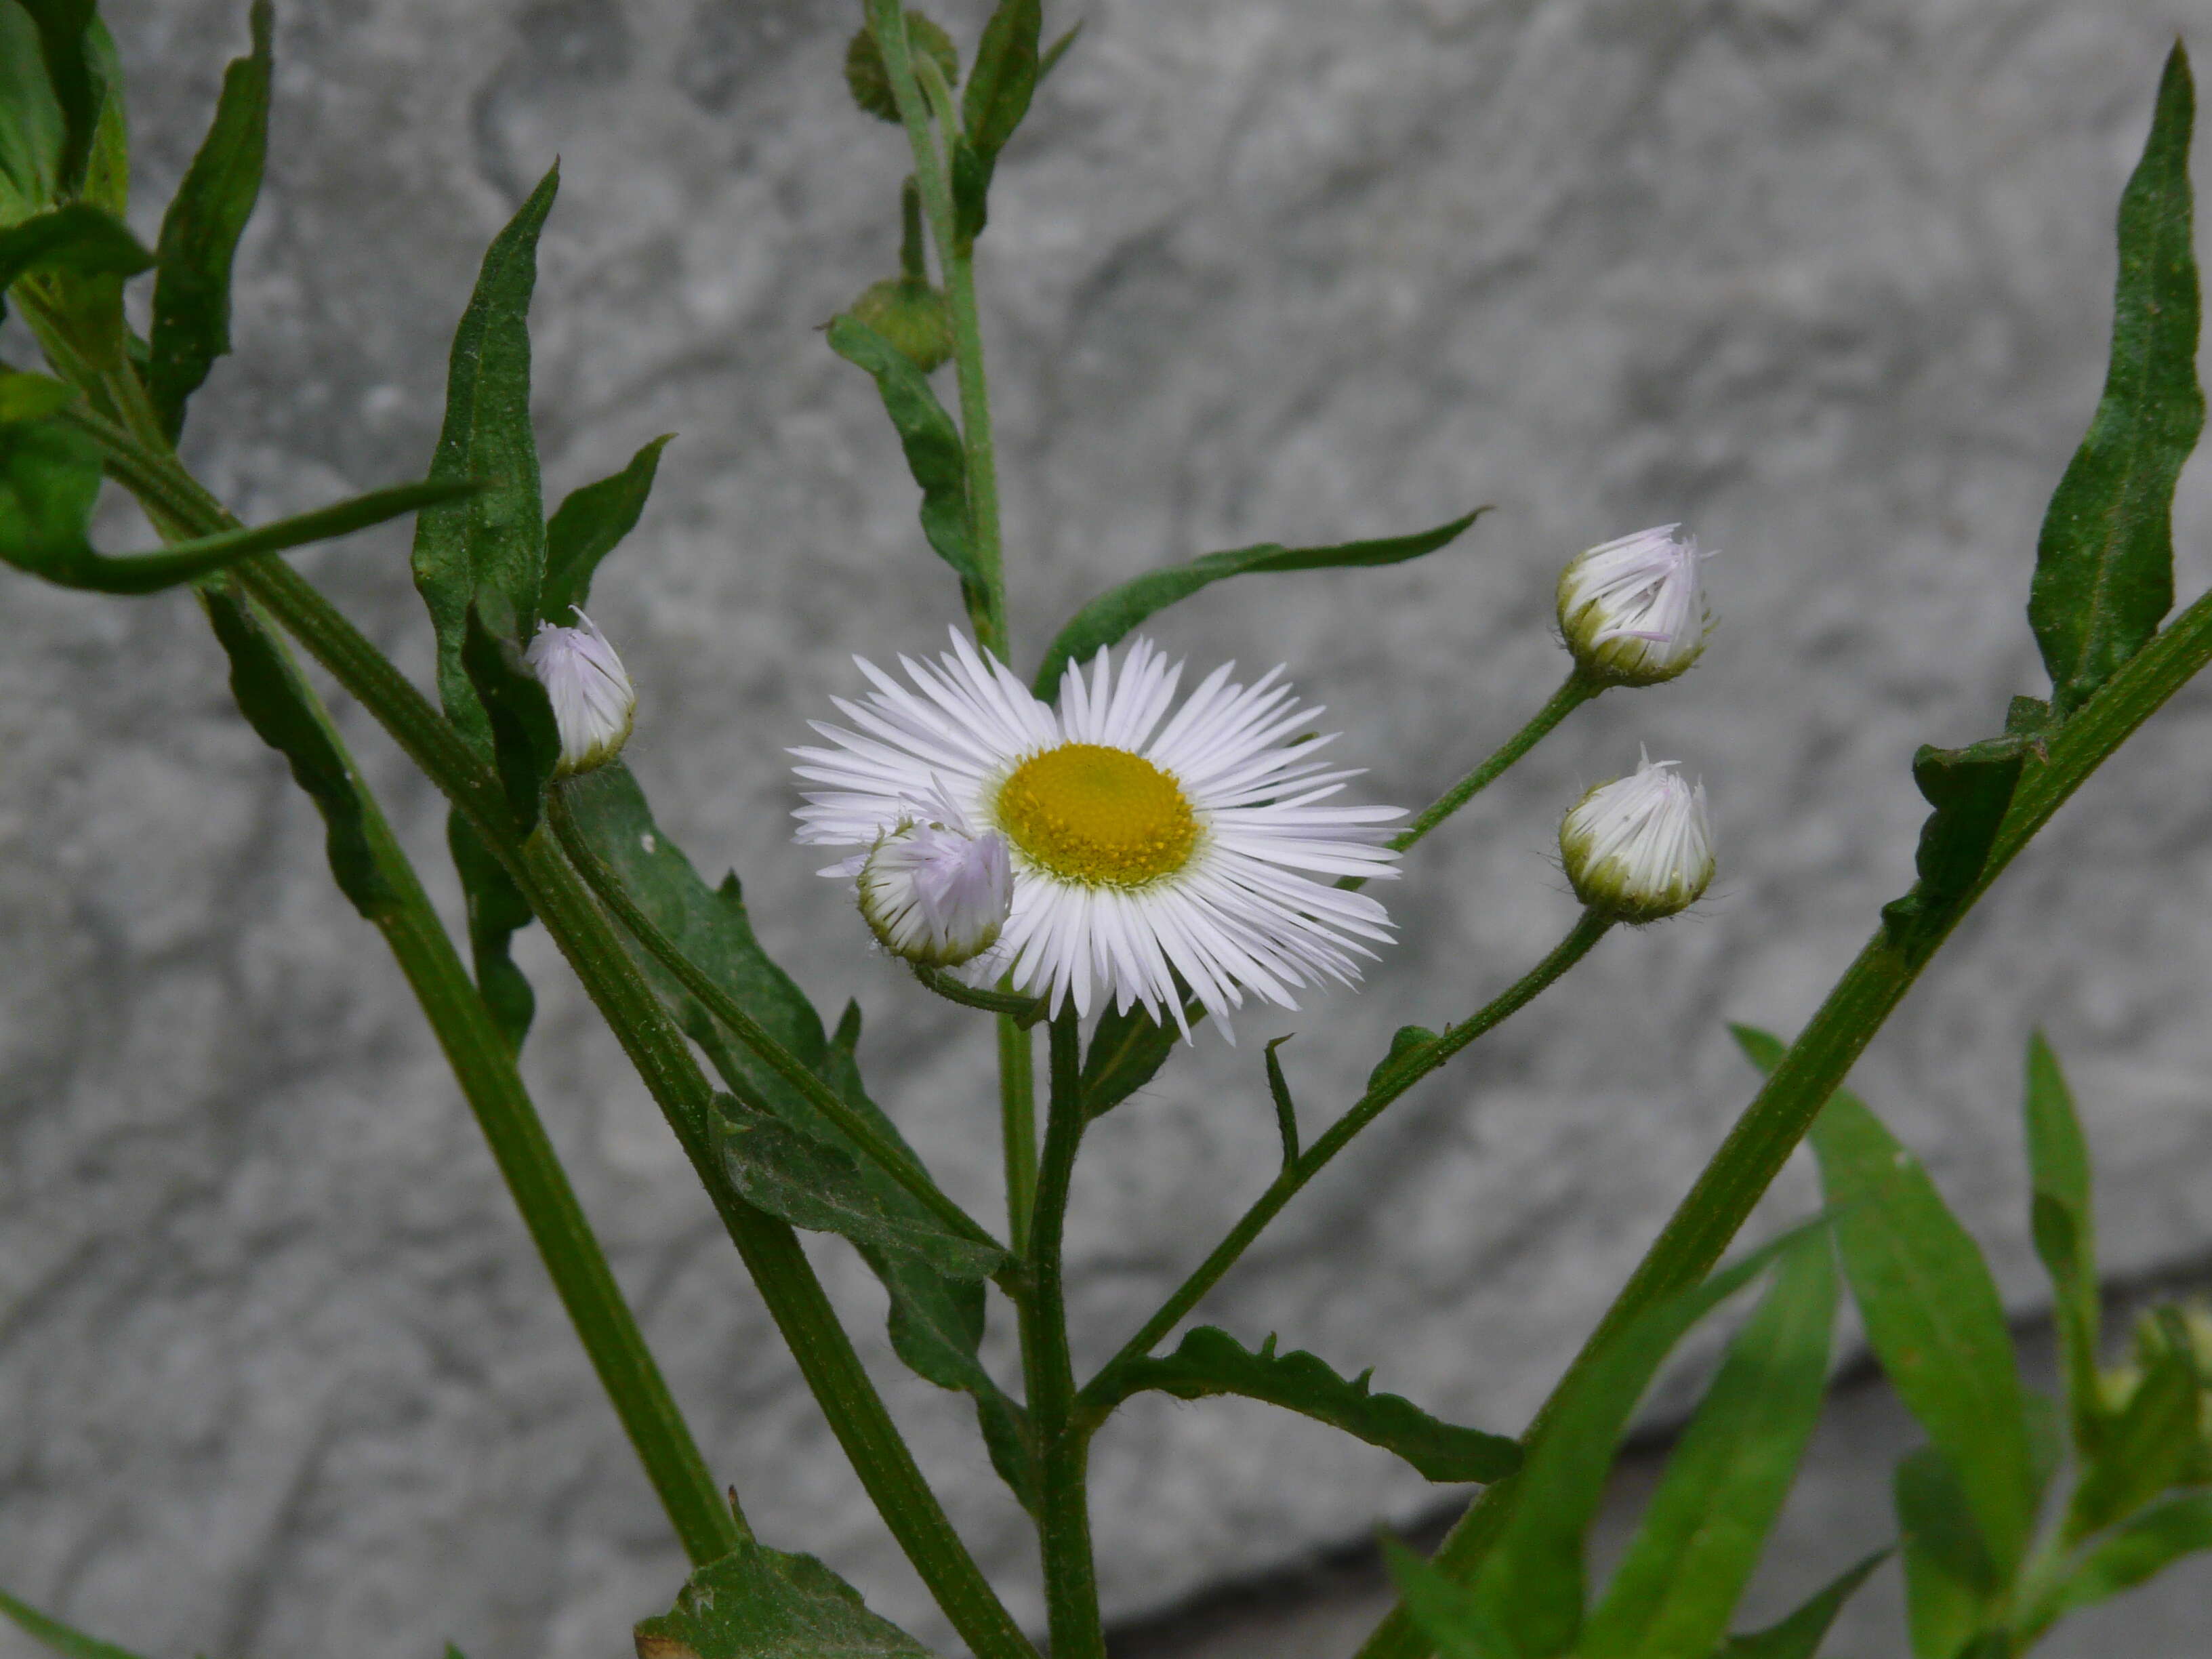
[5,1,2212,1655]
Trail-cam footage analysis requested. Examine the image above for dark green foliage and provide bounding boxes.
[2023,1029,2104,1452]
[2065,1336,2200,1541]
[1715,1552,1888,1659]
[2029,47,2202,717]
[825,312,979,598]
[1879,737,2028,961]
[0,365,73,422]
[1079,1001,1179,1120]
[949,135,989,249]
[205,585,394,921]
[14,0,102,196]
[541,432,672,621]
[461,596,560,832]
[634,1542,937,1659]
[0,3,68,222]
[2028,1492,2212,1633]
[1382,1541,1517,1659]
[844,11,958,125]
[0,201,148,297]
[1031,509,1483,697]
[146,0,269,438]
[0,1584,147,1659]
[447,811,534,1054]
[962,0,1040,163]
[1111,1327,1520,1483]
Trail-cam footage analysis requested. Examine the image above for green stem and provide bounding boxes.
[912,963,1046,1025]
[1082,913,1613,1413]
[1000,1013,1039,1256]
[547,785,1012,1272]
[1024,1013,1105,1659]
[1354,584,2212,1659]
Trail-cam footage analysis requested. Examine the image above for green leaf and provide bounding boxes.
[447,809,535,1053]
[146,0,270,439]
[204,584,395,920]
[1469,1225,1822,1659]
[1806,1086,2039,1576]
[1080,1000,1179,1120]
[1879,738,2028,961]
[461,596,560,833]
[1381,1540,1523,1659]
[2022,1029,2104,1452]
[1113,1326,1520,1483]
[0,365,74,423]
[1580,1236,1839,1659]
[1366,1024,1440,1097]
[1895,1448,1996,1659]
[1038,20,1082,85]
[0,201,149,291]
[1715,1550,1888,1659]
[0,416,472,594]
[0,1585,146,1659]
[558,765,1033,1505]
[2066,1340,2202,1540]
[1031,509,1484,697]
[15,0,102,197]
[714,1092,1000,1279]
[825,312,978,594]
[962,0,1040,162]
[633,1541,939,1659]
[1265,1034,1299,1167]
[411,163,555,760]
[541,432,672,621]
[0,3,68,226]
[2028,45,2203,717]
[949,134,989,249]
[2028,1491,2212,1632]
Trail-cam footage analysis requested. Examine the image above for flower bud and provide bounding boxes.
[1560,751,1715,922]
[857,819,1012,968]
[846,278,956,372]
[844,13,960,124]
[525,610,636,777]
[1557,523,1711,687]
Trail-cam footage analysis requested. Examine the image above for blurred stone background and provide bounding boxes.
[5,0,2212,1654]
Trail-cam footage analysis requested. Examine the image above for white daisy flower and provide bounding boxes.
[856,818,1014,968]
[1557,523,1712,687]
[526,609,636,776]
[1559,750,1715,922]
[792,632,1403,1028]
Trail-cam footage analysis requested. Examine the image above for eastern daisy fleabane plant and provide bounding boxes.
[526,610,636,775]
[791,631,1403,1028]
[1559,750,1717,922]
[1557,523,1712,687]
[855,817,1015,968]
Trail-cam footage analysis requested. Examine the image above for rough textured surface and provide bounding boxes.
[4,1,2212,1656]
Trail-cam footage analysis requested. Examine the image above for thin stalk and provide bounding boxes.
[547,785,1012,1271]
[1000,1014,1039,1255]
[1081,913,1613,1411]
[911,964,1046,1025]
[1023,1013,1105,1659]
[1354,585,2212,1659]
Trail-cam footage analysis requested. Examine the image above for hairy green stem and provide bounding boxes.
[1355,586,2212,1659]
[1000,1012,1040,1256]
[1025,1014,1105,1659]
[1082,912,1614,1413]
[910,963,1046,1025]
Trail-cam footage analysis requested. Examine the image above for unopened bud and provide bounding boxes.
[846,278,956,372]
[844,13,960,124]
[857,819,1012,968]
[1560,751,1715,922]
[1557,523,1711,687]
[525,610,636,777]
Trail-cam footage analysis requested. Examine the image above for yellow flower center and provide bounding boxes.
[994,743,1200,887]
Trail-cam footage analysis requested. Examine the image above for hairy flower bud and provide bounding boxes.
[1559,752,1715,922]
[857,819,1013,968]
[846,278,956,372]
[1557,523,1711,687]
[525,611,636,777]
[844,12,960,124]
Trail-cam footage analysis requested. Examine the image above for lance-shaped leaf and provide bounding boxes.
[0,1584,146,1659]
[558,765,1034,1507]
[1080,1001,1178,1120]
[0,416,472,594]
[1895,1445,1999,1659]
[633,1542,939,1659]
[411,163,556,758]
[0,3,68,225]
[1031,509,1485,697]
[541,432,673,621]
[2022,1029,2105,1452]
[0,202,150,295]
[15,0,104,197]
[1879,737,2027,962]
[1038,21,1082,84]
[1381,1541,1520,1659]
[205,585,394,920]
[2026,1491,2212,1635]
[962,0,1040,163]
[826,312,978,594]
[1714,1551,1887,1659]
[146,0,270,439]
[462,594,560,833]
[447,810,534,1052]
[2029,46,2203,717]
[1109,1327,1519,1483]
[1579,1236,1839,1659]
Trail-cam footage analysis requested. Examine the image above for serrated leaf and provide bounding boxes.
[1714,1550,1887,1659]
[2022,1029,2104,1452]
[2066,1342,2201,1541]
[1366,1024,1439,1097]
[146,0,269,440]
[1080,1001,1179,1120]
[1580,1237,1839,1659]
[632,1542,939,1659]
[15,0,103,197]
[1805,1084,2039,1577]
[411,163,555,760]
[2027,1491,2212,1633]
[461,596,560,833]
[1031,510,1484,697]
[825,312,977,594]
[204,585,394,920]
[0,1584,146,1659]
[1895,1448,1996,1659]
[1469,1225,1825,1659]
[962,0,1040,162]
[1114,1326,1519,1483]
[1381,1540,1521,1659]
[558,764,1033,1504]
[1879,738,2028,960]
[447,810,534,1052]
[0,415,470,594]
[541,432,672,621]
[2029,46,2203,717]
